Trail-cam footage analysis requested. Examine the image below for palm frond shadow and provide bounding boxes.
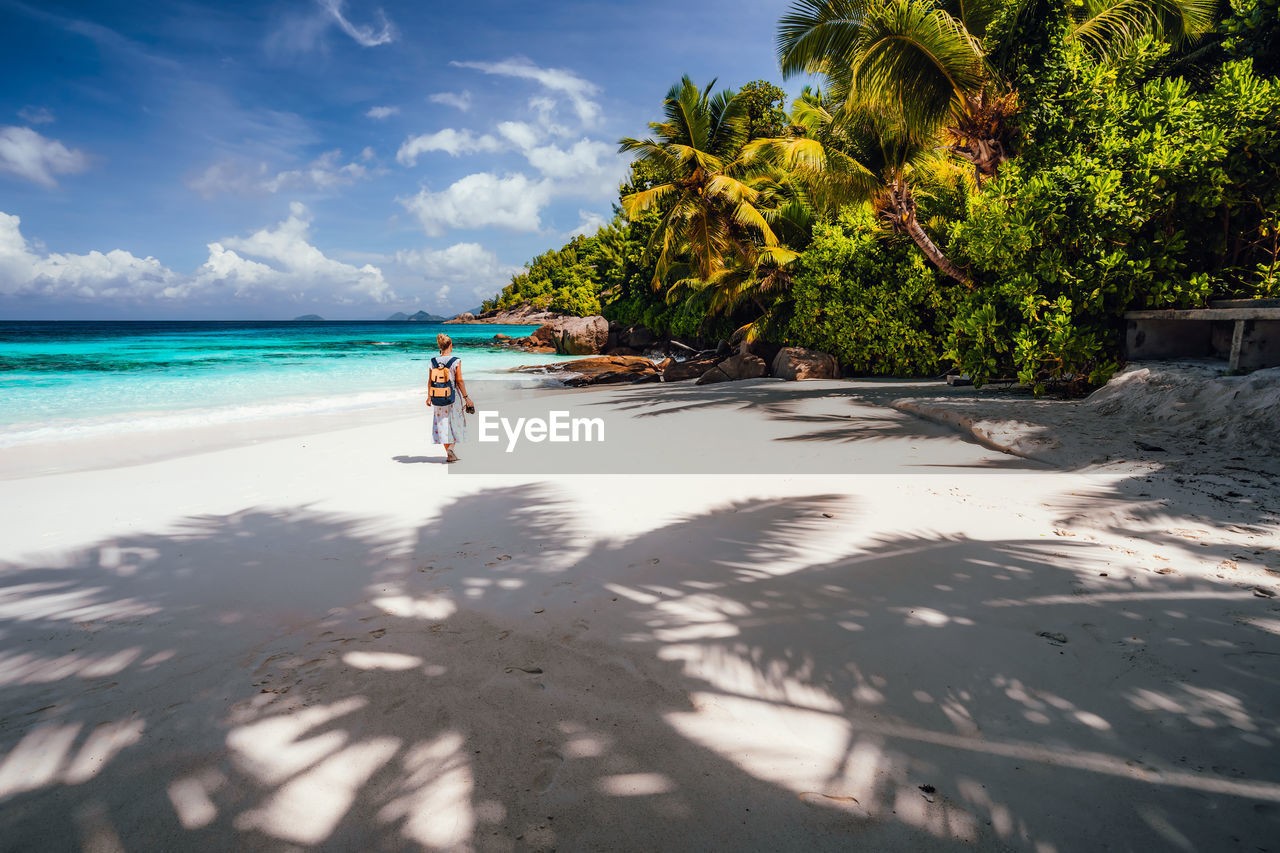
[590,379,847,418]
[770,410,982,444]
[2,484,1277,850]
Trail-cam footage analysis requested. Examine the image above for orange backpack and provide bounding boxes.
[428,356,457,406]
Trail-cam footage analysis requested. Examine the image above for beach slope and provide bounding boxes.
[0,379,1277,851]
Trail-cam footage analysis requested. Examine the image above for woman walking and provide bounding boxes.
[428,333,473,463]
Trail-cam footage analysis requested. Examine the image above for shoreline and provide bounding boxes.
[8,362,1280,480]
[0,375,592,481]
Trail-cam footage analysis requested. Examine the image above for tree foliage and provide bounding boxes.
[1221,0,1280,76]
[949,48,1280,389]
[477,1,1279,394]
[619,76,784,285]
[737,80,790,140]
[482,235,610,318]
[775,206,961,375]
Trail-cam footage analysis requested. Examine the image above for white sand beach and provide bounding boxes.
[1,376,1278,851]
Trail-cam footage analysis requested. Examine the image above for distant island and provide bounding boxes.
[293,314,324,321]
[386,310,446,322]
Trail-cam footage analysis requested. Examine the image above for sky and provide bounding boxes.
[0,0,806,320]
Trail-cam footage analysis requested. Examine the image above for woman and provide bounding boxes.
[429,333,473,463]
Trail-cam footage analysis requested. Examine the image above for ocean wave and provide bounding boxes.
[0,389,423,448]
[0,369,569,448]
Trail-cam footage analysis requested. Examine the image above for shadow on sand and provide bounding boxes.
[1,483,1278,851]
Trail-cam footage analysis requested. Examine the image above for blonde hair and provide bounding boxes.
[436,333,452,351]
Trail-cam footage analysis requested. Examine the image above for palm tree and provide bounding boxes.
[776,0,1218,180]
[618,77,783,289]
[748,93,973,284]
[661,175,821,340]
[944,88,1019,186]
[665,242,802,332]
[777,0,988,129]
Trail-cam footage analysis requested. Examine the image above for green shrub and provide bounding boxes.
[1223,0,1280,78]
[775,206,960,376]
[482,236,605,317]
[949,50,1280,390]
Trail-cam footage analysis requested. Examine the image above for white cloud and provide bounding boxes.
[366,105,399,119]
[268,0,394,53]
[525,97,571,138]
[395,242,517,280]
[528,96,556,117]
[319,0,395,47]
[396,129,502,165]
[261,149,371,192]
[188,149,374,197]
[525,138,626,199]
[495,121,541,151]
[393,130,624,238]
[429,91,472,112]
[17,107,55,125]
[493,124,627,199]
[201,202,392,303]
[399,173,551,237]
[0,214,35,287]
[567,210,610,239]
[389,60,619,238]
[0,205,394,307]
[0,212,177,300]
[452,57,601,126]
[0,126,89,188]
[394,241,520,307]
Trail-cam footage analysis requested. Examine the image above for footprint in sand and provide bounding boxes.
[253,653,289,675]
[798,792,863,814]
[531,744,564,793]
[560,618,591,643]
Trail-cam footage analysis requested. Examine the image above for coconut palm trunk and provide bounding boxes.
[887,179,970,285]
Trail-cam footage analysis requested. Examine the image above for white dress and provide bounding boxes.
[430,356,467,444]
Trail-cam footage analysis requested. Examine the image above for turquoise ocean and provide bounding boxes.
[0,321,574,447]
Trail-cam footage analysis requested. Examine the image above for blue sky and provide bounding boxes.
[0,0,805,319]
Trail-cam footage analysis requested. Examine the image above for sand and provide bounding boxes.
[0,376,1277,851]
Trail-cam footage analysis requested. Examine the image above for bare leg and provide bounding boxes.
[444,442,458,462]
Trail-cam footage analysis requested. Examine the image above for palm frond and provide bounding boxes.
[620,182,678,218]
[777,0,876,77]
[1072,0,1217,58]
[850,1,985,130]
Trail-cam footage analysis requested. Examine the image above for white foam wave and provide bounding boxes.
[0,368,571,448]
[0,388,422,448]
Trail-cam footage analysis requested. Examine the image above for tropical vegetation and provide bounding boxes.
[480,0,1280,390]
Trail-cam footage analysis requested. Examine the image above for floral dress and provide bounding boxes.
[430,356,467,444]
